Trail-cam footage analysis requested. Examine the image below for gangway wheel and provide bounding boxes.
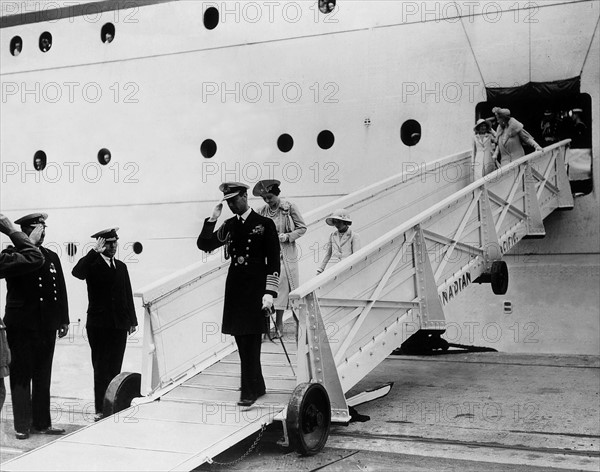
[286,382,331,456]
[491,260,509,295]
[103,372,141,417]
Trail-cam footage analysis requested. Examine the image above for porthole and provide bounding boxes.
[39,32,52,52]
[400,120,421,146]
[33,151,47,171]
[317,130,335,150]
[10,36,23,56]
[66,243,78,257]
[101,23,115,43]
[201,139,217,158]
[277,134,294,153]
[204,6,219,30]
[319,0,336,14]
[98,148,112,165]
[132,242,143,254]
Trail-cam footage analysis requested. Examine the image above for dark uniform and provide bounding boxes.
[2,213,69,438]
[72,228,137,416]
[1,229,45,413]
[197,183,280,404]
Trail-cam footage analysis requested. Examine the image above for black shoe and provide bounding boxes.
[237,398,256,407]
[15,431,29,440]
[32,426,65,435]
[93,413,104,422]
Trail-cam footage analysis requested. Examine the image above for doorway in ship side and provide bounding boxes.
[475,77,593,196]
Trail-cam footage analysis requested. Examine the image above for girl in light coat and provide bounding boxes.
[317,209,362,274]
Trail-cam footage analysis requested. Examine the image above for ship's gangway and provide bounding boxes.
[1,141,573,471]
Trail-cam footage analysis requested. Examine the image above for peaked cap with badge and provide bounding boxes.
[14,213,48,227]
[90,227,119,241]
[219,182,249,200]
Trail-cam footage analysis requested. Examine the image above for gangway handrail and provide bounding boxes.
[288,140,572,406]
[290,140,572,300]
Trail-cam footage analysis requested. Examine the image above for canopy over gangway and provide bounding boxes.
[2,141,573,471]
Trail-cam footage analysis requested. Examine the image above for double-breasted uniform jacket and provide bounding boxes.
[72,250,137,330]
[197,210,280,335]
[2,246,69,331]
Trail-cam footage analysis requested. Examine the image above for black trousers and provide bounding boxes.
[87,327,127,414]
[234,334,265,401]
[6,329,56,433]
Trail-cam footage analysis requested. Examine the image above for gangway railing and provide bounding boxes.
[288,140,573,417]
[135,150,475,398]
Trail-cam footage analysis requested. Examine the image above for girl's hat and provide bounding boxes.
[474,118,490,131]
[326,209,352,226]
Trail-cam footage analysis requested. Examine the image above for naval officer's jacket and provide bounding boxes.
[197,210,280,335]
[72,250,138,330]
[2,246,69,331]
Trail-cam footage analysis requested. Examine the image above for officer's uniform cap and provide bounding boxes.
[252,179,281,197]
[15,212,48,227]
[219,182,249,200]
[91,227,119,241]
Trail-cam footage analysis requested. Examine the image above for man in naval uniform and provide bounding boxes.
[1,213,69,439]
[197,182,280,406]
[0,214,45,414]
[72,228,138,422]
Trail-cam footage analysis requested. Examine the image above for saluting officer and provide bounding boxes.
[1,213,69,439]
[72,228,138,422]
[197,182,280,406]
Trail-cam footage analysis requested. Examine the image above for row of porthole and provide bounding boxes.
[32,149,112,171]
[65,241,143,257]
[200,130,336,158]
[8,1,338,56]
[30,121,421,169]
[9,23,116,56]
[201,121,422,158]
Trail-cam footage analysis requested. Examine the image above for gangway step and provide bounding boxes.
[2,342,296,471]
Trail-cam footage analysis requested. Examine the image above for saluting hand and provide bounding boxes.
[0,214,18,235]
[209,202,223,222]
[28,224,45,245]
[93,237,106,253]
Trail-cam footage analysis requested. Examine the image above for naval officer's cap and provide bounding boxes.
[219,182,249,200]
[252,179,281,197]
[15,212,48,227]
[90,227,119,241]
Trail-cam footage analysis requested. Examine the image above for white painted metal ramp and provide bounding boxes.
[3,342,297,472]
[2,141,574,471]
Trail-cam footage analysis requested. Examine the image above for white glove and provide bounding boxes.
[262,294,274,312]
[278,233,288,243]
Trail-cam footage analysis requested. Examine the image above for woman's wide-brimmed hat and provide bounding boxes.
[252,179,281,197]
[474,118,491,131]
[326,208,352,226]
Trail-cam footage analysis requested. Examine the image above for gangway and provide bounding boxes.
[1,141,573,471]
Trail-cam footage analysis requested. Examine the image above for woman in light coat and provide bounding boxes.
[492,107,542,165]
[254,180,307,339]
[472,118,497,180]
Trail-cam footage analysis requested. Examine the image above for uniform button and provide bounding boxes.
[248,239,251,243]
[246,247,249,250]
[39,277,42,281]
[54,290,57,293]
[245,262,248,266]
[54,297,57,301]
[39,284,42,288]
[40,297,43,302]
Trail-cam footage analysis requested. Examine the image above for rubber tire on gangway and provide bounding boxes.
[491,260,509,295]
[286,382,331,456]
[103,372,141,417]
